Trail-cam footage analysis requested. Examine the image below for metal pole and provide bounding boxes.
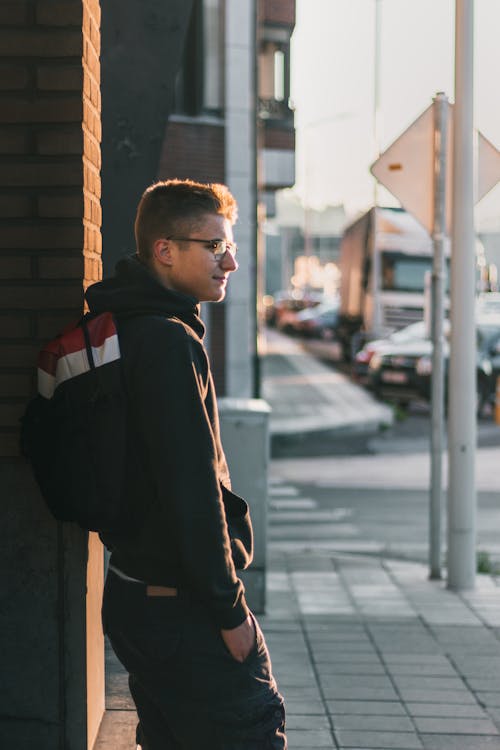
[371,0,382,335]
[429,92,449,580]
[448,0,476,590]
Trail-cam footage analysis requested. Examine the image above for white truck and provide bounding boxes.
[337,206,437,357]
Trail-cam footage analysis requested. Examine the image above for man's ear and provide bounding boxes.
[152,238,173,267]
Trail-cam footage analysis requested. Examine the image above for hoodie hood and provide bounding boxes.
[85,254,205,339]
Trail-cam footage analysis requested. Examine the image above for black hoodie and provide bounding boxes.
[85,255,251,629]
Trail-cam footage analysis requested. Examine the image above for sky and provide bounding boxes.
[291,0,500,230]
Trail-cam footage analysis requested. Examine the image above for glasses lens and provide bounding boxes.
[214,241,237,258]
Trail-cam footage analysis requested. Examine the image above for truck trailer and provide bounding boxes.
[337,206,437,357]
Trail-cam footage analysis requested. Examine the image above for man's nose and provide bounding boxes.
[220,250,238,271]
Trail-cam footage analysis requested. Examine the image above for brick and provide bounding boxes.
[0,3,29,25]
[36,313,78,339]
[36,2,83,26]
[0,225,83,250]
[0,255,31,278]
[259,0,295,26]
[0,403,26,428]
[0,314,31,338]
[0,30,82,57]
[0,432,21,458]
[0,343,43,367]
[0,129,30,154]
[263,127,295,150]
[37,128,83,155]
[0,97,83,124]
[0,374,32,399]
[0,284,83,310]
[38,256,83,279]
[38,193,83,218]
[0,195,33,218]
[37,65,82,91]
[0,162,83,187]
[0,64,30,90]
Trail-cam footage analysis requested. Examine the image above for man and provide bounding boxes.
[86,179,286,749]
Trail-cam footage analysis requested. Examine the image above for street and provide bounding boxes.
[266,329,500,571]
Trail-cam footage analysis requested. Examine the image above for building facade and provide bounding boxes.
[159,0,296,397]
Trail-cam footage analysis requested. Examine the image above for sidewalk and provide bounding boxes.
[96,332,500,749]
[261,329,393,441]
[261,547,500,750]
[98,547,500,750]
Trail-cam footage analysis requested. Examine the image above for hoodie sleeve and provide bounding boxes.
[125,317,249,630]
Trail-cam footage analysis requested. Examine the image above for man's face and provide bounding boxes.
[164,214,238,302]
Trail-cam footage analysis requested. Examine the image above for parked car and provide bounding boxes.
[352,321,428,385]
[267,290,322,333]
[288,300,340,339]
[367,314,500,415]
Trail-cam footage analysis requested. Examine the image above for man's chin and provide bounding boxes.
[206,288,226,303]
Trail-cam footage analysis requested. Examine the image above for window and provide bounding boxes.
[258,40,291,119]
[173,0,223,117]
[381,252,450,293]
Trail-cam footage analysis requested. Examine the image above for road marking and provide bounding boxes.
[269,509,351,521]
[268,485,299,497]
[270,498,318,510]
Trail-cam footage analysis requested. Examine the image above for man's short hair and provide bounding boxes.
[135,179,238,262]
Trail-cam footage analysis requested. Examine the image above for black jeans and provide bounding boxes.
[102,570,287,749]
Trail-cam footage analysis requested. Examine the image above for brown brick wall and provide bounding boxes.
[0,0,102,457]
[263,126,295,150]
[158,120,225,184]
[259,0,295,27]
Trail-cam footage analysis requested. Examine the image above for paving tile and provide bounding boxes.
[326,701,407,716]
[384,663,457,677]
[284,699,327,715]
[467,678,500,692]
[285,714,331,731]
[381,655,450,665]
[405,703,487,719]
[312,650,380,663]
[476,693,500,708]
[391,676,467,691]
[332,715,414,732]
[396,689,477,704]
[286,728,334,747]
[317,661,387,676]
[313,643,380,654]
[335,730,423,749]
[94,710,136,749]
[320,675,395,690]
[413,717,498,735]
[322,686,399,701]
[283,686,322,700]
[105,670,134,710]
[275,674,319,688]
[420,734,500,749]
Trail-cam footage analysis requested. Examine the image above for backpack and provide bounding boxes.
[21,311,136,535]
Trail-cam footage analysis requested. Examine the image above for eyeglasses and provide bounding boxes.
[167,237,238,260]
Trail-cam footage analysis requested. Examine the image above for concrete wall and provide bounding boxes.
[225,0,257,399]
[0,1,102,746]
[100,0,194,274]
[219,399,271,613]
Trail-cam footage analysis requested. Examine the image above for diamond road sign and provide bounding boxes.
[371,101,500,235]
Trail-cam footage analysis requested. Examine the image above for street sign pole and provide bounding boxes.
[429,92,449,580]
[448,0,476,591]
